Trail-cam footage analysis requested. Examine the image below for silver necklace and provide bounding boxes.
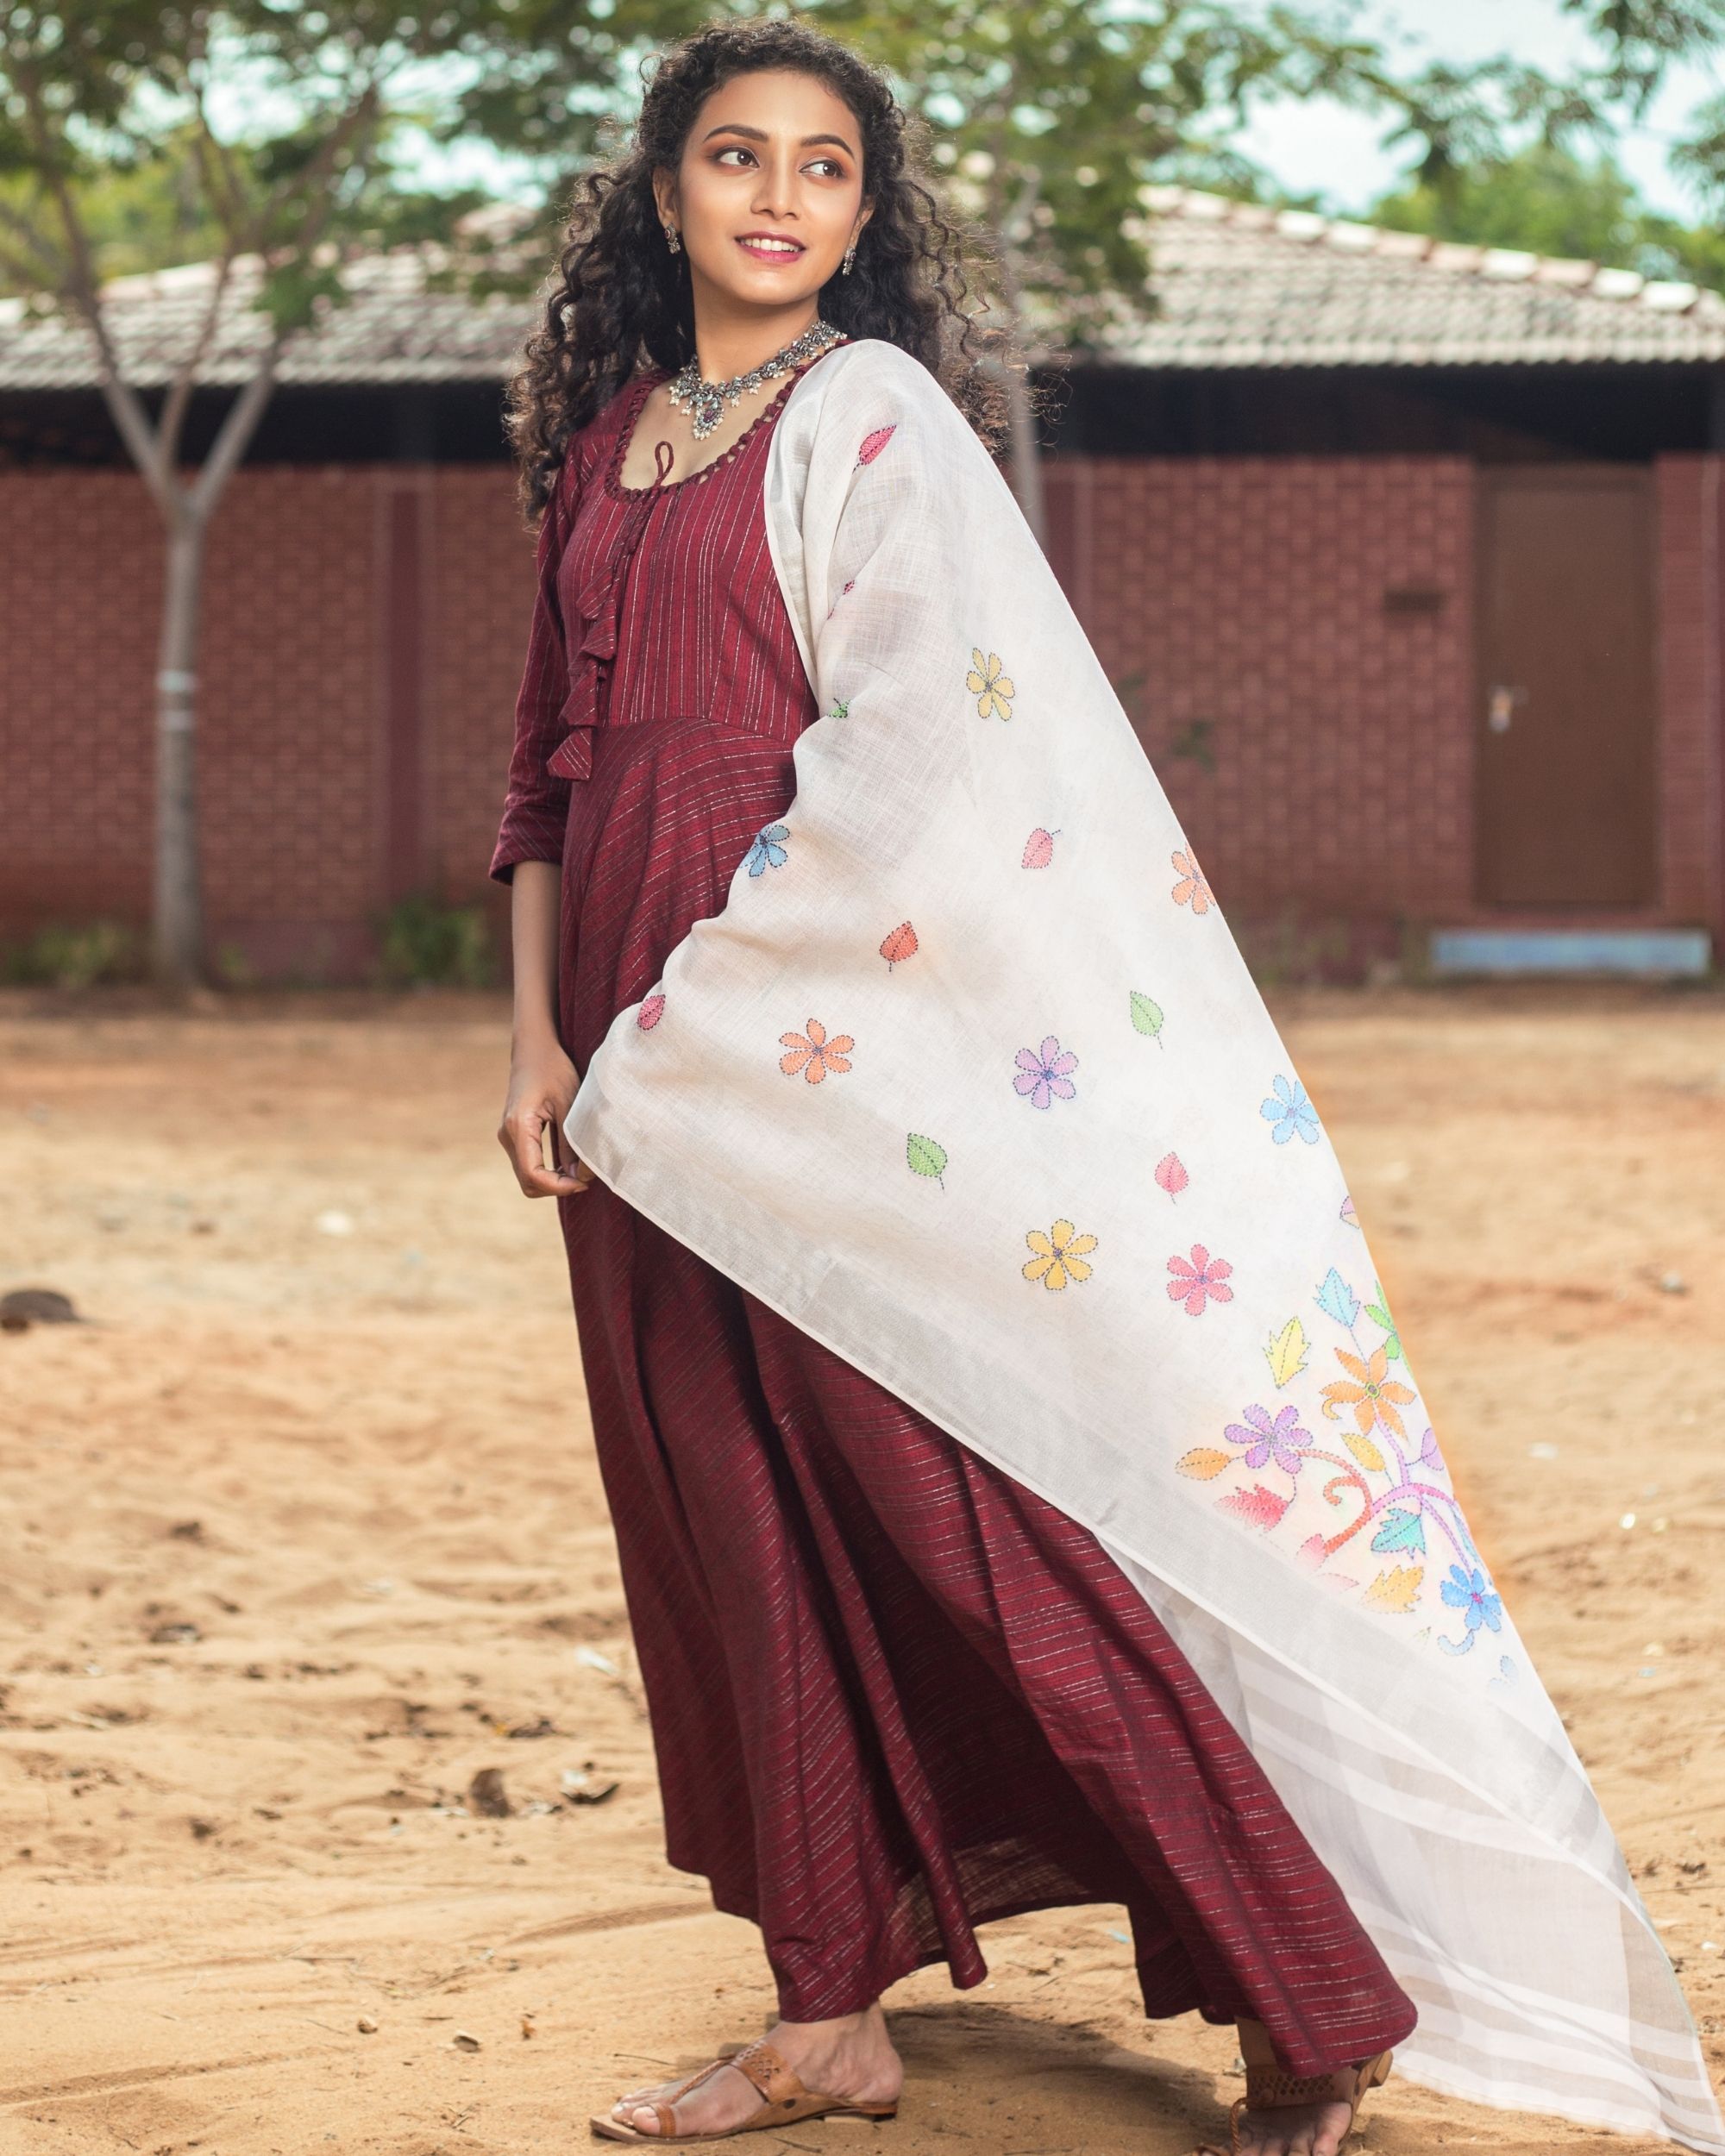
[666,318,844,440]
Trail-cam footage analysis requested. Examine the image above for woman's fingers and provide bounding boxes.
[499,1095,588,1198]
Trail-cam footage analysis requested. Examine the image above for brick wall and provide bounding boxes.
[1,449,1716,981]
[0,463,541,979]
[1044,455,1477,964]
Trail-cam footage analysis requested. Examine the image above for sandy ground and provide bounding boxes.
[0,981,1722,2156]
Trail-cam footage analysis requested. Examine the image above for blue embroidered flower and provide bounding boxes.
[1260,1072,1320,1144]
[745,823,790,877]
[1440,1564,1502,1635]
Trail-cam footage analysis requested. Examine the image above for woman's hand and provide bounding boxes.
[499,1037,595,1199]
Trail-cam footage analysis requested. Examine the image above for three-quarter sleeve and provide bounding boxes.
[489,455,577,884]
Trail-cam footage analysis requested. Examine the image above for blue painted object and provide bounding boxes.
[1429,928,1710,976]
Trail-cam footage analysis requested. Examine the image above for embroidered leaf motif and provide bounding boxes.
[1364,1565,1423,1614]
[1314,1266,1360,1329]
[906,1132,947,1188]
[1364,1277,1402,1360]
[1342,1428,1386,1474]
[1263,1317,1309,1387]
[1371,1507,1427,1556]
[827,697,850,721]
[637,993,665,1031]
[1155,1150,1188,1199]
[1176,1447,1232,1481]
[1295,1532,1329,1571]
[857,423,897,466]
[1418,1426,1444,1470]
[880,921,919,968]
[1340,1192,1359,1227]
[1021,826,1059,870]
[1129,990,1165,1044]
[1217,1483,1291,1532]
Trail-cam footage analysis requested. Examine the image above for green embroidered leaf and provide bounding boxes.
[1371,1507,1427,1556]
[906,1132,948,1188]
[1129,990,1165,1044]
[1364,1278,1402,1361]
[828,698,850,721]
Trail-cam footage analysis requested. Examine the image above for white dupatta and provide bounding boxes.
[564,335,1723,2153]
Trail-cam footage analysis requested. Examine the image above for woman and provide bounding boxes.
[492,21,1722,2156]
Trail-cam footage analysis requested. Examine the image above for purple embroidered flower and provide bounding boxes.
[1013,1035,1078,1110]
[1223,1402,1309,1476]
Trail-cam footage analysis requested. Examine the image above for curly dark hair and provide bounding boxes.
[505,16,1024,522]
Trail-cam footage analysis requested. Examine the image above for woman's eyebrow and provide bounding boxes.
[699,122,856,151]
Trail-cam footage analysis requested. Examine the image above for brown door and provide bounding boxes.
[1474,467,1657,907]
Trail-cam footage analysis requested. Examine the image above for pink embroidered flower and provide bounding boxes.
[1013,1035,1078,1110]
[1170,847,1213,913]
[779,1016,854,1084]
[1167,1242,1233,1314]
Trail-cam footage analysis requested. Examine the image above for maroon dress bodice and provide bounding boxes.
[490,344,844,1071]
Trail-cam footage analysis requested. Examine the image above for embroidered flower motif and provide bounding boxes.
[1167,1243,1233,1314]
[1022,1219,1097,1290]
[1440,1564,1503,1638]
[1170,847,1213,913]
[746,822,790,877]
[1261,1072,1320,1145]
[1318,1344,1415,1441]
[1013,1034,1078,1109]
[966,647,1015,721]
[1224,1402,1309,1475]
[778,1016,853,1084]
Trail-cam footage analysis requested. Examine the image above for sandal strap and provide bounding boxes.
[719,2038,808,2110]
[1244,2063,1358,2110]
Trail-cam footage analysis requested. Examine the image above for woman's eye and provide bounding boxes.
[713,146,846,179]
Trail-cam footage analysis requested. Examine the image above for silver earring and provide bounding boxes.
[662,220,681,254]
[842,235,856,275]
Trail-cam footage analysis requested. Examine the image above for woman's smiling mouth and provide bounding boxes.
[736,233,806,261]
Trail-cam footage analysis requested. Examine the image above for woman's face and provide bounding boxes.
[655,68,872,312]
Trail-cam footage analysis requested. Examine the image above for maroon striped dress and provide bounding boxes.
[490,342,1416,2074]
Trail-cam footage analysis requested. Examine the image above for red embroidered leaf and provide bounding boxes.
[1021,826,1057,870]
[1155,1150,1189,1198]
[1216,1483,1291,1532]
[857,423,898,466]
[637,993,666,1031]
[880,921,919,968]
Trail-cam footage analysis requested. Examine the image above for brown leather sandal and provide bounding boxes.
[1193,2046,1394,2154]
[590,2034,900,2143]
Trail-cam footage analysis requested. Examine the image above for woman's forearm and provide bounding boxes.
[510,859,563,1050]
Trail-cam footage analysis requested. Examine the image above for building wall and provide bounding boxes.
[0,451,1716,981]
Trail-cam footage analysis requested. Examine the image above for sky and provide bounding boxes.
[1242,0,1716,218]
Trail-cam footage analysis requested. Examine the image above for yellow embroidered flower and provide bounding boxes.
[1319,1344,1415,1441]
[966,646,1015,721]
[1022,1218,1097,1290]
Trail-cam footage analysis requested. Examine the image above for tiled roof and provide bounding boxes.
[4,185,1725,391]
[1097,187,1725,368]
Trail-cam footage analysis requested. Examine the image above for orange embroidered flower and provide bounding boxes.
[1319,1344,1416,1441]
[1022,1219,1097,1290]
[1170,846,1212,913]
[966,646,1015,721]
[779,1016,854,1083]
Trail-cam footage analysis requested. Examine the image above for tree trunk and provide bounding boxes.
[153,507,207,990]
[1002,357,1046,550]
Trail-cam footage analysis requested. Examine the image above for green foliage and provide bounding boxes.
[373,893,496,990]
[1368,140,1725,288]
[0,919,145,988]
